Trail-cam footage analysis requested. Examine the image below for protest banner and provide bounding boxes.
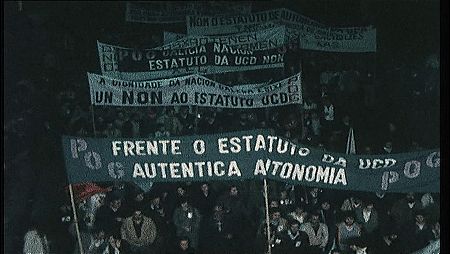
[286,25,377,53]
[162,26,286,51]
[98,41,285,80]
[88,72,302,108]
[62,130,440,193]
[126,1,252,24]
[186,8,323,35]
[186,9,376,52]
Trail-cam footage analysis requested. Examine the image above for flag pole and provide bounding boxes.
[68,184,84,254]
[263,179,272,254]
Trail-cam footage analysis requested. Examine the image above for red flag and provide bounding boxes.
[65,183,112,203]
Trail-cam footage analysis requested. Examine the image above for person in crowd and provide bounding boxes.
[124,190,146,216]
[341,196,363,212]
[318,200,337,254]
[278,189,295,215]
[122,113,140,138]
[177,107,196,135]
[217,185,248,225]
[70,225,107,254]
[23,221,50,254]
[355,201,379,237]
[275,219,310,254]
[199,204,236,254]
[192,182,217,217]
[172,198,202,249]
[304,187,322,211]
[375,228,401,254]
[121,209,158,254]
[102,122,121,138]
[95,196,126,236]
[144,192,170,251]
[399,210,434,253]
[288,205,309,225]
[390,192,422,229]
[259,208,288,237]
[164,108,183,136]
[154,123,171,138]
[300,212,328,254]
[171,237,195,254]
[102,233,130,254]
[321,96,335,136]
[140,109,159,137]
[336,213,362,253]
[381,141,393,154]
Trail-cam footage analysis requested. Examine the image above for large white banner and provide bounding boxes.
[162,26,286,51]
[126,1,252,24]
[88,72,302,108]
[97,41,285,81]
[186,8,324,35]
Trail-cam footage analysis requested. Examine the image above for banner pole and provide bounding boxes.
[263,179,272,254]
[68,184,85,254]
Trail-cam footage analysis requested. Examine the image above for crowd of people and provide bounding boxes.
[4,1,440,254]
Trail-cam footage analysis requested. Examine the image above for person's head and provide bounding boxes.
[295,206,306,215]
[177,186,186,196]
[344,214,355,226]
[134,192,144,202]
[415,211,426,224]
[201,183,209,193]
[179,237,190,250]
[229,185,238,196]
[383,141,393,153]
[270,208,282,221]
[109,233,122,247]
[270,200,279,208]
[406,192,415,203]
[93,228,106,240]
[150,193,160,205]
[364,146,372,155]
[132,210,144,223]
[310,188,320,197]
[180,198,189,211]
[321,201,331,210]
[364,201,374,211]
[342,115,350,125]
[109,198,122,210]
[310,213,320,225]
[289,220,300,233]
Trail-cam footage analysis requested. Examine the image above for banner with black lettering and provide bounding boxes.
[126,1,252,24]
[88,72,302,108]
[285,25,376,53]
[98,41,285,80]
[162,26,286,51]
[186,8,323,35]
[186,10,376,52]
[62,130,440,193]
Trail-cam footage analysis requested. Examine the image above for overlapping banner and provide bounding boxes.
[98,41,285,80]
[162,26,286,50]
[126,1,252,24]
[88,72,302,108]
[62,130,440,193]
[186,9,376,52]
[186,8,323,35]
